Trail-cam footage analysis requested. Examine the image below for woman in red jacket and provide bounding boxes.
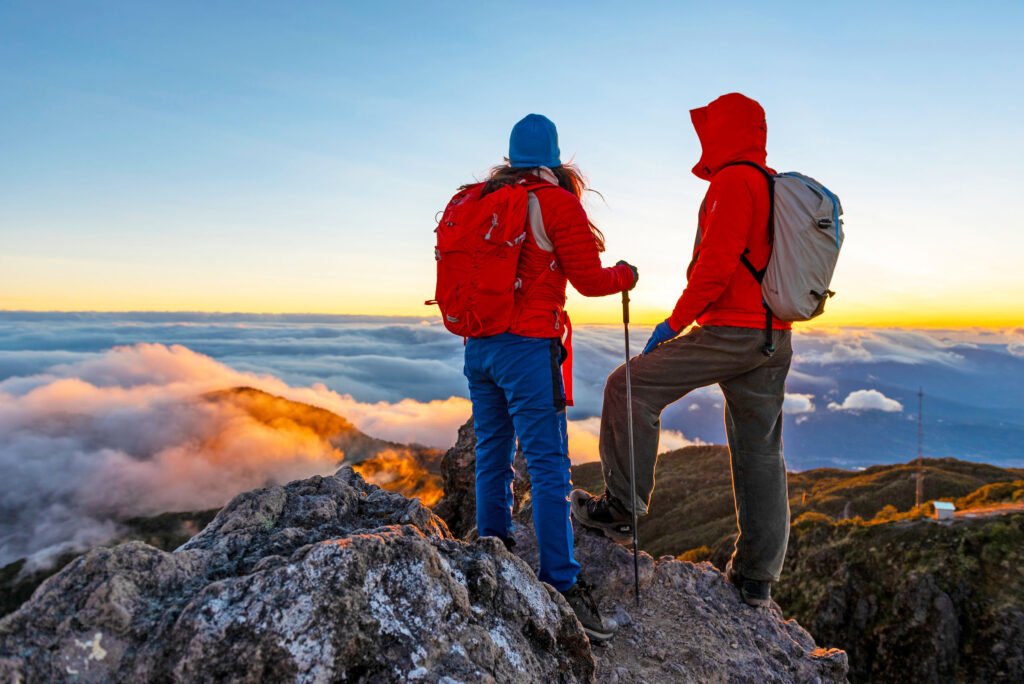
[464,113,636,642]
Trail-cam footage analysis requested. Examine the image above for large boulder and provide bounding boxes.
[435,418,850,684]
[0,469,593,683]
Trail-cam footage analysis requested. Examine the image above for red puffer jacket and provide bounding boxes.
[668,93,791,332]
[511,175,633,406]
[511,176,634,338]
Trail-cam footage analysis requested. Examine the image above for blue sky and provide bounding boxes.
[1,1,1022,324]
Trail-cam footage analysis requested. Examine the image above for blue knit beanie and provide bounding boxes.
[508,114,561,168]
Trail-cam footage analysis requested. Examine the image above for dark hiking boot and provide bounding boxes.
[726,561,772,607]
[561,577,614,643]
[570,489,633,544]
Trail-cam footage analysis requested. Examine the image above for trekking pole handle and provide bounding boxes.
[621,290,630,325]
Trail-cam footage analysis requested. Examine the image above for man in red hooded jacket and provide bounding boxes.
[570,93,793,607]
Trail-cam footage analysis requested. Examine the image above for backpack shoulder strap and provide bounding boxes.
[721,161,776,276]
[722,162,777,357]
[520,178,562,251]
[722,162,775,241]
[526,191,554,252]
[723,160,773,181]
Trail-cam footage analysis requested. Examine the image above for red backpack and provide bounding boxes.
[428,181,544,337]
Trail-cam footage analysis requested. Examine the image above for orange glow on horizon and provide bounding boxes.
[2,298,1020,331]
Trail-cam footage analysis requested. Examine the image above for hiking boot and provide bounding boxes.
[561,577,614,643]
[570,489,633,544]
[726,561,772,608]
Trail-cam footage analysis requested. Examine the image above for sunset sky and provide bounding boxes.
[2,1,1022,327]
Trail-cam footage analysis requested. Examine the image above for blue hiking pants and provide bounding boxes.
[464,333,580,592]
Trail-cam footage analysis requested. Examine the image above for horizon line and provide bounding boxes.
[0,309,1018,333]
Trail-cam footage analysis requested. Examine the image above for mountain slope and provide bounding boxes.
[204,386,444,470]
[570,446,1024,558]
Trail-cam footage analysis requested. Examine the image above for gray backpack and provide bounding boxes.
[731,162,844,354]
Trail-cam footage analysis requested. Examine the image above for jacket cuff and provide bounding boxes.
[666,312,689,332]
[613,263,635,291]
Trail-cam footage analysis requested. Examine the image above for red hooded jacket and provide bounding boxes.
[667,93,791,332]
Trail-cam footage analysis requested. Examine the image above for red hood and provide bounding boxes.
[690,93,767,180]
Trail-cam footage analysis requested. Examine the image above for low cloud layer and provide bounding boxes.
[0,340,699,567]
[0,343,476,568]
[793,329,968,367]
[2,312,1023,563]
[828,389,904,413]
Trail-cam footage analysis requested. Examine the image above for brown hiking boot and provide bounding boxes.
[570,489,633,544]
[561,577,614,643]
[726,560,772,608]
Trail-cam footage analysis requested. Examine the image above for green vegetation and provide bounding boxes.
[676,545,713,563]
[955,479,1024,509]
[777,513,1024,682]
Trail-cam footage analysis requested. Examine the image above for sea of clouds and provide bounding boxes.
[1,312,1022,567]
[0,314,697,566]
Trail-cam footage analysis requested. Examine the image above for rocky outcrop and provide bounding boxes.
[0,469,592,683]
[515,526,848,683]
[433,420,480,538]
[435,418,850,683]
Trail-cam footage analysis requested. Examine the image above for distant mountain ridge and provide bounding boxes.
[203,386,443,469]
[204,386,444,505]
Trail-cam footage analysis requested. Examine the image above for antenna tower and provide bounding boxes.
[915,387,924,509]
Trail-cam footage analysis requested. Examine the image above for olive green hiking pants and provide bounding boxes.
[598,325,793,582]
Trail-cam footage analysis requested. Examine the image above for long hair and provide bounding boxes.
[468,161,606,252]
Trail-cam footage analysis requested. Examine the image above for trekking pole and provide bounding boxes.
[621,290,641,607]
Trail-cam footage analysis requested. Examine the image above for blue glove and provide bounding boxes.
[642,320,679,355]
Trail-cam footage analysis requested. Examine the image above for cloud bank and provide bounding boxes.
[0,340,699,568]
[0,343,476,568]
[828,389,904,413]
[2,311,1023,559]
[793,329,967,367]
